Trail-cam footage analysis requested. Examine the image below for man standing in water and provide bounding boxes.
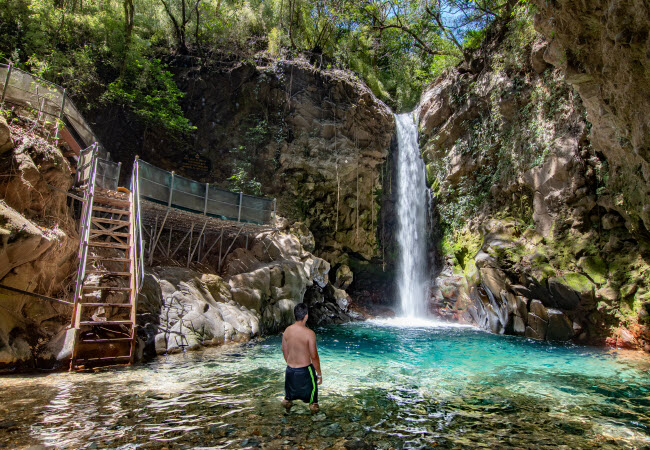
[281,303,322,414]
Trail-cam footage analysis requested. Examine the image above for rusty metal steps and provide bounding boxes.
[71,182,137,372]
[86,256,131,263]
[87,241,130,249]
[74,356,131,363]
[90,217,130,226]
[78,338,133,344]
[81,286,131,291]
[79,302,132,307]
[93,195,130,208]
[85,271,132,277]
[89,230,131,238]
[79,320,133,326]
[92,206,130,215]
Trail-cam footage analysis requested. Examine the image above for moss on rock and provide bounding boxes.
[577,256,608,285]
[558,273,595,295]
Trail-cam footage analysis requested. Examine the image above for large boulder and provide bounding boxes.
[229,266,272,313]
[0,136,73,223]
[334,264,354,290]
[546,309,574,341]
[548,273,594,310]
[139,268,260,354]
[526,313,548,340]
[0,116,12,154]
[0,203,77,370]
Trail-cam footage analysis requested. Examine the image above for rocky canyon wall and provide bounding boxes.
[533,0,650,236]
[0,114,79,371]
[419,8,650,351]
[89,57,395,268]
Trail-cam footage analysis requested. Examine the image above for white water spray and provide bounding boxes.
[395,112,429,318]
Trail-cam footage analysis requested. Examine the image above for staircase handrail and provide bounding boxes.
[132,157,144,289]
[71,143,99,324]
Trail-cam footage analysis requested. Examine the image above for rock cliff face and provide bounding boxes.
[91,57,395,266]
[419,9,650,350]
[0,114,79,371]
[532,0,650,236]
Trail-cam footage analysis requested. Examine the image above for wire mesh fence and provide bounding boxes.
[0,63,103,152]
[137,159,275,225]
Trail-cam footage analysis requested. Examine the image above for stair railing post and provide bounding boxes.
[71,144,98,325]
[272,198,277,225]
[55,89,66,144]
[168,171,175,207]
[204,183,209,215]
[115,162,122,190]
[0,63,13,109]
[237,192,243,222]
[135,157,144,287]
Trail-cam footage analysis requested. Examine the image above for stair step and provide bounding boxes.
[89,230,131,238]
[95,188,129,198]
[86,271,132,277]
[79,320,133,326]
[74,355,131,363]
[92,206,130,215]
[90,217,130,226]
[78,338,133,344]
[79,302,133,307]
[86,256,131,263]
[81,286,131,291]
[94,195,130,208]
[87,241,131,249]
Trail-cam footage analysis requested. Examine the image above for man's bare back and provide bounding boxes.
[281,303,322,414]
[282,323,321,372]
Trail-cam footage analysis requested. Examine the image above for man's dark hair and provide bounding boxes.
[294,303,309,321]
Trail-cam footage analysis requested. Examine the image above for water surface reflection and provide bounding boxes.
[1,321,650,448]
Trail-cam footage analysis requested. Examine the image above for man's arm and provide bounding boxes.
[282,332,288,363]
[308,330,322,385]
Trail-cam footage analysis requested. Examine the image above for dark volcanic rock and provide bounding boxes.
[529,300,549,321]
[548,278,580,310]
[526,313,548,340]
[546,309,574,341]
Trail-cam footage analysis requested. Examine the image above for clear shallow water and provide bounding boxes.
[1,321,650,449]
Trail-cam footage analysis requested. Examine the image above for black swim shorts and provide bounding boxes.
[284,364,318,404]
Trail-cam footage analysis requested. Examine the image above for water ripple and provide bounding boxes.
[1,324,649,448]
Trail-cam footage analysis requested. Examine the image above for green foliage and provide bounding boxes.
[104,59,195,135]
[268,27,283,57]
[0,0,514,132]
[463,29,487,50]
[227,145,262,195]
[491,3,537,72]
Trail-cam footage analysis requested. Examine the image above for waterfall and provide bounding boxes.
[395,112,429,318]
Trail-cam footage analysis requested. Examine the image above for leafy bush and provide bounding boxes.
[103,58,195,135]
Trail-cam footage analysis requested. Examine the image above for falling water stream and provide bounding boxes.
[395,112,429,317]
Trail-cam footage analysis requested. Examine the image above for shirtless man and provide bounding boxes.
[281,303,322,414]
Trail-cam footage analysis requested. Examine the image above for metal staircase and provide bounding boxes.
[69,146,141,371]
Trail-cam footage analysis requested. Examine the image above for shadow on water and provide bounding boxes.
[1,323,650,449]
